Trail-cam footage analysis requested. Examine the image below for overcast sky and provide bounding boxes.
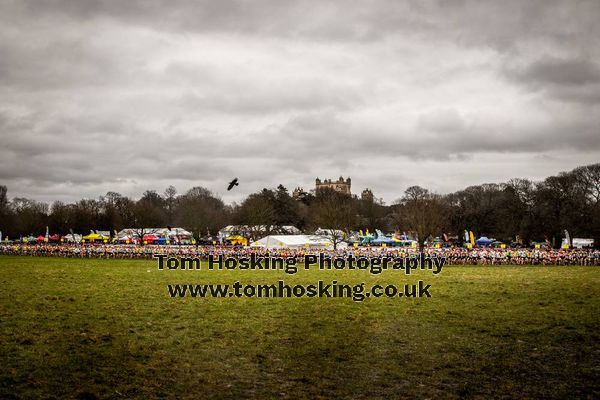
[0,0,599,205]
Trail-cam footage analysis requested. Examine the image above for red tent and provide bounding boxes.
[49,234,61,242]
[142,234,159,244]
[36,235,46,242]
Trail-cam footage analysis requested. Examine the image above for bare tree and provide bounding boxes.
[310,188,357,249]
[393,186,448,251]
[130,191,166,243]
[175,187,228,239]
[164,185,178,225]
[574,163,600,205]
[234,190,277,241]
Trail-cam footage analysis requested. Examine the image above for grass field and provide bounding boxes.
[0,256,598,399]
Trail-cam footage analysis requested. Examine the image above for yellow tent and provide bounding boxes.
[82,233,109,242]
[225,235,248,246]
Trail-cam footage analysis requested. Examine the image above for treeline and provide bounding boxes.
[0,163,598,246]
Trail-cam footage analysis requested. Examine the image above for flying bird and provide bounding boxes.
[227,178,239,191]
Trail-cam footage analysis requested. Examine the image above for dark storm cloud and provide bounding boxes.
[176,82,363,114]
[0,0,599,203]
[519,57,600,86]
[265,109,600,160]
[503,56,600,104]
[12,0,598,45]
[9,0,597,55]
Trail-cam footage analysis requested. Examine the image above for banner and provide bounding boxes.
[564,230,571,246]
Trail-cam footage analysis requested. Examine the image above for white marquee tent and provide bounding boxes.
[219,225,302,239]
[250,235,347,249]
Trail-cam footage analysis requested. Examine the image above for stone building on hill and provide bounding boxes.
[315,176,351,195]
[361,188,374,202]
[293,177,378,203]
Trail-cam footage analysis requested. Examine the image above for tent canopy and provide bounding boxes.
[314,228,345,237]
[63,234,75,242]
[219,225,302,238]
[82,233,109,241]
[142,234,159,243]
[156,237,173,245]
[372,236,394,245]
[225,235,248,246]
[117,228,191,238]
[251,235,340,249]
[64,233,81,242]
[476,236,494,246]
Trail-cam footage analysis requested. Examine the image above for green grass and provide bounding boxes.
[0,256,598,399]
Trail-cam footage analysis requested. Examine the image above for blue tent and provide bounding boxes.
[476,236,494,247]
[372,236,396,246]
[156,237,170,245]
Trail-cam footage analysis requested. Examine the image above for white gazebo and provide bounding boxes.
[250,235,342,249]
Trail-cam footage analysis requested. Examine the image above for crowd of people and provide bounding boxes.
[1,243,599,266]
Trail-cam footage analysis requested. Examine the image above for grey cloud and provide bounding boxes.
[0,0,599,204]
[8,0,597,51]
[518,57,600,86]
[0,33,131,90]
[503,56,600,104]
[177,83,362,114]
[257,108,600,161]
[417,108,468,133]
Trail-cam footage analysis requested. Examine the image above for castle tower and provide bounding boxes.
[292,187,307,200]
[315,176,351,195]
